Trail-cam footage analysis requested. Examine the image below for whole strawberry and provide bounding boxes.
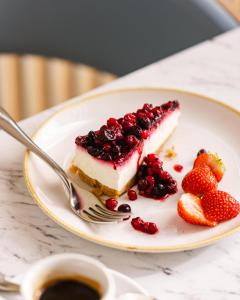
[202,190,240,222]
[182,166,218,196]
[194,152,225,182]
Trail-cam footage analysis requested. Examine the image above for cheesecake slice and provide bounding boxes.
[71,101,180,196]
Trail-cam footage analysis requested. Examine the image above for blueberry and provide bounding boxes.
[137,116,151,129]
[172,100,179,109]
[75,136,84,146]
[138,179,149,191]
[153,183,167,198]
[118,204,131,213]
[167,181,178,194]
[100,128,116,142]
[137,165,148,179]
[117,117,124,125]
[127,125,142,139]
[87,131,96,144]
[161,101,172,111]
[87,146,100,157]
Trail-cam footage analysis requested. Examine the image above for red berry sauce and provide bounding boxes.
[136,154,178,200]
[131,217,158,234]
[75,101,180,166]
[173,164,183,173]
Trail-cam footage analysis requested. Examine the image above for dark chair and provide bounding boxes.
[0,0,237,76]
[0,0,237,120]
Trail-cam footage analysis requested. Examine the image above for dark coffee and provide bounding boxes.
[37,277,101,300]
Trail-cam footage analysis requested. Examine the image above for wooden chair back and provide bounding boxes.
[0,54,116,120]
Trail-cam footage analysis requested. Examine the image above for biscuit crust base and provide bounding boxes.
[69,165,135,197]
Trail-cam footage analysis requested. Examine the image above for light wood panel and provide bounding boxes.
[73,64,98,95]
[21,55,48,118]
[47,58,74,106]
[0,54,21,120]
[218,0,240,21]
[0,54,117,121]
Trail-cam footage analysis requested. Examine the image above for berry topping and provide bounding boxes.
[193,152,225,182]
[141,130,149,139]
[137,154,177,199]
[75,136,83,146]
[87,146,101,157]
[137,116,151,129]
[131,217,158,234]
[159,170,171,180]
[137,178,149,190]
[127,189,138,201]
[122,119,135,131]
[103,143,111,152]
[177,193,217,227]
[118,204,131,213]
[182,166,217,196]
[124,113,136,122]
[100,128,116,142]
[87,131,96,143]
[105,198,118,211]
[100,152,112,161]
[143,103,153,111]
[107,117,118,127]
[146,175,155,188]
[75,101,180,164]
[145,153,159,163]
[127,125,142,139]
[125,135,139,147]
[201,190,240,222]
[152,183,168,198]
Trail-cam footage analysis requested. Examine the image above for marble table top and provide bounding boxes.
[1,28,240,300]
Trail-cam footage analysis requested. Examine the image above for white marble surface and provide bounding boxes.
[1,28,240,300]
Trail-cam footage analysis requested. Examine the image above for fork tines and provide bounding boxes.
[82,204,131,223]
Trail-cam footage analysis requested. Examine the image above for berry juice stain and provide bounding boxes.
[173,164,183,173]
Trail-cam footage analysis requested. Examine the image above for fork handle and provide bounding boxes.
[0,280,20,292]
[0,107,70,190]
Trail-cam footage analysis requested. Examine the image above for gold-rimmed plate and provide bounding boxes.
[24,88,240,252]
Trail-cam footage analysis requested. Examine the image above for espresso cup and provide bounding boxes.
[21,253,116,300]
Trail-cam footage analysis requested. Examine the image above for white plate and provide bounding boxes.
[24,88,240,253]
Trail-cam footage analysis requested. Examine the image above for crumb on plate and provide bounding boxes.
[165,146,177,159]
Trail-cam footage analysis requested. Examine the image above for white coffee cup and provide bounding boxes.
[21,253,116,300]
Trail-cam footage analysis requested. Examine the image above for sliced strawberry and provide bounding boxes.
[182,166,218,196]
[202,190,240,222]
[177,193,217,227]
[193,152,225,182]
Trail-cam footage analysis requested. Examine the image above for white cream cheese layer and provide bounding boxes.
[73,147,139,191]
[72,109,180,191]
[142,109,180,157]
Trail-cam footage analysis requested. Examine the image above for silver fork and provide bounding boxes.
[0,107,131,223]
